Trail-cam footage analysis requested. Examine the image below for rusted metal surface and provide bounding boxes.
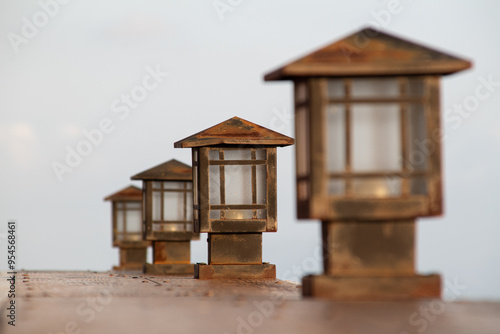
[131,159,192,181]
[115,247,148,271]
[3,271,500,334]
[174,116,295,148]
[264,28,471,80]
[195,263,276,279]
[153,241,191,264]
[322,221,415,276]
[103,185,143,201]
[208,233,262,265]
[303,274,441,301]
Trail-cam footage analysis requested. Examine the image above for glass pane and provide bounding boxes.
[256,149,266,160]
[410,177,427,195]
[185,223,194,232]
[209,165,221,205]
[351,104,401,171]
[406,104,427,171]
[163,191,184,221]
[116,203,124,209]
[296,106,309,176]
[186,191,193,221]
[224,150,252,160]
[225,165,252,204]
[186,182,192,189]
[256,165,267,204]
[161,223,184,232]
[126,202,141,210]
[125,210,142,233]
[152,182,162,189]
[296,81,308,102]
[210,210,220,220]
[408,78,424,97]
[327,104,346,172]
[351,78,399,98]
[257,209,266,219]
[126,234,142,242]
[225,210,253,219]
[327,79,344,98]
[152,191,162,221]
[209,150,219,160]
[328,179,345,195]
[164,181,185,190]
[116,211,124,233]
[352,177,401,198]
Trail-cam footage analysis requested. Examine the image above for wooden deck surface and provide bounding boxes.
[1,271,499,334]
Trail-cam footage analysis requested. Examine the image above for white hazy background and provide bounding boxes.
[0,1,499,300]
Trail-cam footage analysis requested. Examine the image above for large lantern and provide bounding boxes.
[104,185,150,270]
[265,28,471,299]
[175,117,294,279]
[131,159,199,275]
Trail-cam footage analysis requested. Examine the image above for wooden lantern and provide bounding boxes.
[132,159,199,275]
[104,185,149,271]
[175,116,294,279]
[265,28,471,299]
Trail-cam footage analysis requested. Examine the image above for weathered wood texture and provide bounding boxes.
[2,271,499,334]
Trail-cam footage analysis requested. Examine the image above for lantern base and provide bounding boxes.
[302,274,441,300]
[143,263,195,276]
[195,263,276,279]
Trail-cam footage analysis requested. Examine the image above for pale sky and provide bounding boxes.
[1,0,499,300]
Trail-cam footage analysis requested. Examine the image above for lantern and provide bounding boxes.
[131,159,199,275]
[104,185,149,270]
[265,28,471,299]
[175,117,294,279]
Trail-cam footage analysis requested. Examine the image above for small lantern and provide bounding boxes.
[265,28,471,299]
[131,159,199,275]
[104,185,150,270]
[175,117,294,279]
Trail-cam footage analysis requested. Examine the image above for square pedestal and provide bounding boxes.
[302,274,441,300]
[144,263,195,276]
[195,263,276,279]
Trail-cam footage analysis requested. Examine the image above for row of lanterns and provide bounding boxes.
[104,28,471,300]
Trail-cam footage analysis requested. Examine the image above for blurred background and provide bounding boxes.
[0,0,499,300]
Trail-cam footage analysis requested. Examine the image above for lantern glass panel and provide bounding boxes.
[225,210,253,219]
[152,191,162,220]
[225,165,252,204]
[351,78,399,98]
[328,179,345,195]
[209,165,221,205]
[117,210,124,233]
[327,79,344,98]
[163,191,184,221]
[406,104,427,171]
[351,104,401,172]
[256,165,267,204]
[152,181,161,189]
[224,150,252,160]
[164,182,184,190]
[326,104,346,173]
[125,209,142,233]
[352,177,402,198]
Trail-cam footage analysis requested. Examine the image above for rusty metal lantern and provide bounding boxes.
[265,28,471,299]
[104,186,149,271]
[175,117,294,279]
[131,159,199,275]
